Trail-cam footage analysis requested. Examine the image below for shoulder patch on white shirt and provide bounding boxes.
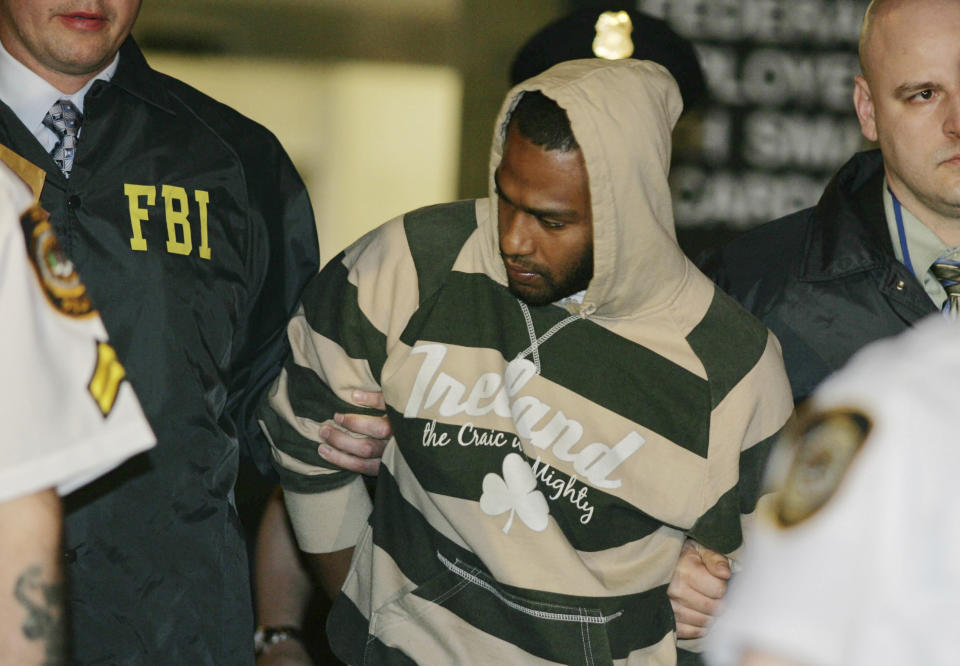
[773,408,872,528]
[20,204,94,317]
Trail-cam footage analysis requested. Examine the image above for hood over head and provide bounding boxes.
[481,58,688,319]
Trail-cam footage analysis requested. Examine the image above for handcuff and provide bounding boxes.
[254,624,304,656]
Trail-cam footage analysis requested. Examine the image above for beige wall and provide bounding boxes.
[137,1,569,258]
[147,53,461,263]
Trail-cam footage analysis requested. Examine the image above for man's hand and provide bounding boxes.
[667,539,731,639]
[317,390,390,476]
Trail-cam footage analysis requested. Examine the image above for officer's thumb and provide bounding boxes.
[700,547,732,580]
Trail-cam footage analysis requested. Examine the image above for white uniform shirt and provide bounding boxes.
[0,162,154,503]
[707,314,960,666]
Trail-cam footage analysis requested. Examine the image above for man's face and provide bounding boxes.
[496,122,593,307]
[0,0,141,93]
[854,0,960,227]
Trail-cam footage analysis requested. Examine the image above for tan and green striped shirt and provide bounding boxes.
[260,59,793,665]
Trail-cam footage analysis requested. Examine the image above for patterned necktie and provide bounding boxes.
[42,99,82,178]
[931,255,960,319]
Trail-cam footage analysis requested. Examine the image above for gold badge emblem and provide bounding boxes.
[20,204,94,317]
[592,11,634,60]
[774,409,871,527]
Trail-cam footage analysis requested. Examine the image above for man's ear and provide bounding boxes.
[853,76,879,143]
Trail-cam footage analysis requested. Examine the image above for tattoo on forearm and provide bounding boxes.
[14,565,66,665]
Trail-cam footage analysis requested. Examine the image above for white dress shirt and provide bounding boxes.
[0,39,118,152]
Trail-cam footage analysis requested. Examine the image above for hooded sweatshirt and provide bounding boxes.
[260,59,793,666]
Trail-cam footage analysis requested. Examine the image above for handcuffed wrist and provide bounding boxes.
[253,624,303,656]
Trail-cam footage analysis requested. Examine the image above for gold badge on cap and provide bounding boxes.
[593,10,634,60]
[773,408,872,528]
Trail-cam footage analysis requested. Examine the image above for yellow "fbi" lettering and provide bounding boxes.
[123,184,212,259]
[124,184,153,251]
[88,341,126,416]
[195,189,211,260]
[162,184,192,255]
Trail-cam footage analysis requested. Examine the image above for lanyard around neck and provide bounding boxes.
[888,186,917,277]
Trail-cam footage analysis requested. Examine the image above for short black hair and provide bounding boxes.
[508,90,579,152]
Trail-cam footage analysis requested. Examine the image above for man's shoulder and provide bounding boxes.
[355,200,478,251]
[401,199,478,251]
[156,72,265,128]
[685,283,778,397]
[706,150,885,281]
[312,201,480,344]
[117,41,268,138]
[701,207,814,286]
[348,199,479,294]
[702,151,888,303]
[144,69,285,163]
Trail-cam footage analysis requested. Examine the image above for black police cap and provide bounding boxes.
[510,6,707,112]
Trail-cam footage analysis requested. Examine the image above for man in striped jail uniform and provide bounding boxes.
[259,59,794,665]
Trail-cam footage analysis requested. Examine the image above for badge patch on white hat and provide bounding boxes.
[774,408,871,527]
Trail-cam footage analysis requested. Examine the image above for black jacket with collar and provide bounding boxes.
[700,150,935,404]
[0,39,318,664]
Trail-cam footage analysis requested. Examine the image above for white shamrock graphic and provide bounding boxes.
[480,453,549,534]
